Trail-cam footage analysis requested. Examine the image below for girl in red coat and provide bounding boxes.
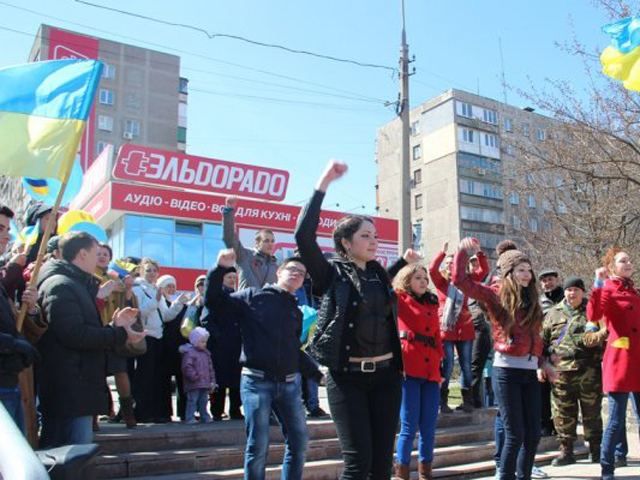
[393,263,443,480]
[587,247,640,480]
[429,242,488,413]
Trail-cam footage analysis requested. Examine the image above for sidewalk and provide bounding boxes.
[476,432,640,479]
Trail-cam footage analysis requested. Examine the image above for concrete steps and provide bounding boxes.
[93,408,581,479]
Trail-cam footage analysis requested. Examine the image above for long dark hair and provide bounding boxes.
[332,215,374,258]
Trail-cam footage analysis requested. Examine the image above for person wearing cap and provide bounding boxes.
[452,238,550,480]
[203,267,244,421]
[131,259,186,423]
[542,276,604,466]
[23,202,56,265]
[588,247,640,480]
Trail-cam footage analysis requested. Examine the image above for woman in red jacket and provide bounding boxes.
[452,238,549,480]
[392,263,442,480]
[587,248,640,480]
[428,242,488,413]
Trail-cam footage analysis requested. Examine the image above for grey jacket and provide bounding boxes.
[222,206,279,289]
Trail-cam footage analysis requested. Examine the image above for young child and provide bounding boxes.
[180,327,216,424]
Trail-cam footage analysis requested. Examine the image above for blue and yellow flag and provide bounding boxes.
[22,158,83,207]
[601,17,640,91]
[0,59,103,180]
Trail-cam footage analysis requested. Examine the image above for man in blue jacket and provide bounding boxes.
[205,248,308,480]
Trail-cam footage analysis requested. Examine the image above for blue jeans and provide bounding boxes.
[601,392,640,475]
[614,393,640,459]
[395,377,440,465]
[442,340,473,389]
[40,415,93,448]
[492,367,541,480]
[186,388,211,422]
[240,373,308,480]
[304,377,320,412]
[0,386,24,434]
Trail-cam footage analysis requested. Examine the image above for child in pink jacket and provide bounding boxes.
[180,327,216,424]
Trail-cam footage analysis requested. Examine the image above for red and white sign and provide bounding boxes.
[48,27,100,171]
[109,182,398,242]
[112,144,290,202]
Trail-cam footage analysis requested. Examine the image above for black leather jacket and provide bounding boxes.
[294,189,405,372]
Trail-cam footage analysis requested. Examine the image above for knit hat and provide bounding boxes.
[563,276,585,291]
[194,274,206,288]
[188,326,209,346]
[156,274,177,289]
[46,235,60,254]
[496,239,518,256]
[497,249,531,278]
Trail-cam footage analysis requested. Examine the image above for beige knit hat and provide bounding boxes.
[497,249,531,278]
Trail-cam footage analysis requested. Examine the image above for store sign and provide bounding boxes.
[48,27,99,171]
[110,182,398,242]
[113,144,290,201]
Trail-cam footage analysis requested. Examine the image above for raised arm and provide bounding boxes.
[451,238,498,307]
[204,249,236,313]
[295,160,348,296]
[222,196,250,263]
[427,250,449,295]
[471,251,490,282]
[586,267,608,322]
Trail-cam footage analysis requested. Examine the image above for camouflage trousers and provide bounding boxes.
[551,366,603,445]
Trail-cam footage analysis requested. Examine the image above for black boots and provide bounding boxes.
[440,387,453,414]
[551,439,575,466]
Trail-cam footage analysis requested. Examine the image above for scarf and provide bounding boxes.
[441,283,464,332]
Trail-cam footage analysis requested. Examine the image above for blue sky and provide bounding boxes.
[0,0,612,216]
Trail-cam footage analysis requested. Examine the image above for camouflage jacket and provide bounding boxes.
[542,299,603,372]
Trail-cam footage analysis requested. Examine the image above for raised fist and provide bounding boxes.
[217,248,237,268]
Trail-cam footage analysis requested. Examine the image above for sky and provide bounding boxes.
[0,0,615,217]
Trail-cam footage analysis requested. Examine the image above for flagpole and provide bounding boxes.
[16,159,73,448]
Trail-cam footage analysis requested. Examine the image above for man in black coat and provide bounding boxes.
[37,232,145,448]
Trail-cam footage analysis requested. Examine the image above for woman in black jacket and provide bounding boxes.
[295,160,412,480]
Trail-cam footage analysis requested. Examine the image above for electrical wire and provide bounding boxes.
[74,0,396,73]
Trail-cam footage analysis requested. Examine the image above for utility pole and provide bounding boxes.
[398,0,412,253]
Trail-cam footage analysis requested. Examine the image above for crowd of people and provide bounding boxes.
[0,159,639,480]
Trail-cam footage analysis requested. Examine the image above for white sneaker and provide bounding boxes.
[531,465,549,479]
[494,470,500,480]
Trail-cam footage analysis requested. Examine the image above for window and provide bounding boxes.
[413,169,422,185]
[179,77,189,95]
[512,215,521,229]
[529,218,538,232]
[98,115,113,132]
[410,120,421,136]
[536,128,546,141]
[414,194,423,210]
[484,133,498,148]
[177,126,187,144]
[99,89,114,105]
[460,206,503,224]
[459,179,503,199]
[457,152,501,173]
[178,102,188,127]
[175,221,202,235]
[96,141,112,157]
[124,119,141,137]
[505,144,514,156]
[459,102,473,118]
[483,109,497,124]
[462,128,474,143]
[412,144,422,160]
[527,194,536,208]
[522,123,530,137]
[509,192,519,205]
[542,199,552,211]
[101,63,116,79]
[503,117,513,132]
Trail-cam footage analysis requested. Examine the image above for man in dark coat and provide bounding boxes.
[37,231,145,448]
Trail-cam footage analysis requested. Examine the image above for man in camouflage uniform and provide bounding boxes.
[542,276,605,465]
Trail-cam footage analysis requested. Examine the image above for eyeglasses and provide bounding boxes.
[283,265,307,276]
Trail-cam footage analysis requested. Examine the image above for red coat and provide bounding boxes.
[428,250,488,342]
[451,250,543,359]
[587,277,640,393]
[396,291,443,382]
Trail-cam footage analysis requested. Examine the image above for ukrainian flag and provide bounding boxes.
[0,59,103,180]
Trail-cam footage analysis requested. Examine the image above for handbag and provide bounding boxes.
[180,305,199,339]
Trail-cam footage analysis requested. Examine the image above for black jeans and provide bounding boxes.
[327,367,402,480]
[492,367,541,480]
[471,315,491,406]
[133,337,171,422]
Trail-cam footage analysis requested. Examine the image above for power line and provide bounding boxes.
[0,1,389,103]
[74,0,396,73]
